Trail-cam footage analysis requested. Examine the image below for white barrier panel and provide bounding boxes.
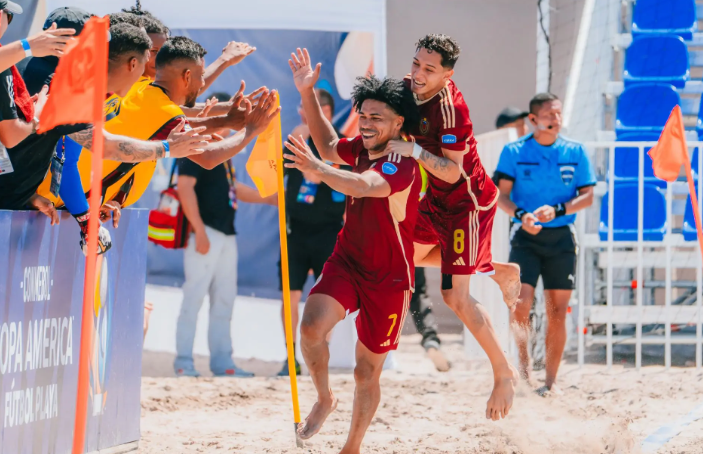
[144,285,394,370]
[464,128,517,360]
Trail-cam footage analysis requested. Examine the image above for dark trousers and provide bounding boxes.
[409,267,441,349]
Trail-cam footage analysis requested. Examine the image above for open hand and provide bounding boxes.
[196,97,218,118]
[289,48,321,93]
[166,119,211,158]
[243,89,281,137]
[27,23,76,58]
[221,41,256,66]
[382,140,415,158]
[284,134,323,175]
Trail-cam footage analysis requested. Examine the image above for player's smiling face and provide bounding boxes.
[411,48,454,99]
[358,99,404,152]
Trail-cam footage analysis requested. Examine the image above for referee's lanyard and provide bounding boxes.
[224,161,237,210]
[49,138,66,197]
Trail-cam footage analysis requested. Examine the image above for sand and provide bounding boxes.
[138,334,703,454]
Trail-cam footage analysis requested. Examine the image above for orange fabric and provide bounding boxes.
[647,105,689,182]
[38,16,109,133]
[246,95,282,197]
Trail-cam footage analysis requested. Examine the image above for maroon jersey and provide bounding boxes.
[405,77,498,212]
[333,135,422,292]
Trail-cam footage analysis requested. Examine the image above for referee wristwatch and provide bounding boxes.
[514,207,527,221]
[552,203,567,217]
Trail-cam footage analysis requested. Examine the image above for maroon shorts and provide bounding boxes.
[414,198,497,275]
[309,256,412,354]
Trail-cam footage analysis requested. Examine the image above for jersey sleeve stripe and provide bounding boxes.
[445,87,456,128]
[439,90,449,129]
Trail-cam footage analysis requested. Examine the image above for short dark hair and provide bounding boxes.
[416,34,461,69]
[529,93,560,115]
[316,89,335,114]
[121,1,169,35]
[155,36,207,69]
[108,23,152,69]
[109,12,143,28]
[207,91,231,103]
[351,75,420,134]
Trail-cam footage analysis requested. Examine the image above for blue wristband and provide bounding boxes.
[161,140,170,158]
[20,39,32,57]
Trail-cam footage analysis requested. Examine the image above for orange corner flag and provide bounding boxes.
[246,95,282,197]
[647,105,689,182]
[38,16,109,133]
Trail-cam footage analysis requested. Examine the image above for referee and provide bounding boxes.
[493,93,595,395]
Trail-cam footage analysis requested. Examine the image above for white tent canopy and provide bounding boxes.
[45,0,388,76]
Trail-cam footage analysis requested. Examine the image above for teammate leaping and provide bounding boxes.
[286,48,421,454]
[384,34,519,419]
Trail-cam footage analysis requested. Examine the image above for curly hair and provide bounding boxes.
[351,75,420,134]
[122,1,170,35]
[415,34,461,69]
[109,12,144,28]
[108,23,152,69]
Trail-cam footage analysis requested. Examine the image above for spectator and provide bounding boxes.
[493,93,595,395]
[121,1,169,81]
[495,106,529,137]
[175,141,276,377]
[17,6,93,96]
[277,89,347,377]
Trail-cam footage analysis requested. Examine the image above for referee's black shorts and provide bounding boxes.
[508,225,578,290]
[278,225,340,291]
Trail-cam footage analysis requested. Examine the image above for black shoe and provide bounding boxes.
[278,357,301,376]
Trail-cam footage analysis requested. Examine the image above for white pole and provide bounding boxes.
[637,144,644,370]
[536,0,551,93]
[563,0,596,129]
[607,143,615,369]
[665,183,673,370]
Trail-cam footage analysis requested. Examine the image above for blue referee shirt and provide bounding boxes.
[495,134,596,228]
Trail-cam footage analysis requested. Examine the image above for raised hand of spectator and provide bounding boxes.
[196,97,218,118]
[100,200,122,228]
[520,212,543,235]
[289,48,321,93]
[27,23,76,58]
[28,194,59,225]
[220,41,256,67]
[243,89,280,137]
[31,85,49,118]
[165,119,211,158]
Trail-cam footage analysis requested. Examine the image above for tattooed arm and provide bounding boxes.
[68,126,164,162]
[383,139,464,184]
[67,123,209,162]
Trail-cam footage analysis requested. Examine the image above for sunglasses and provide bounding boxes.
[3,10,13,25]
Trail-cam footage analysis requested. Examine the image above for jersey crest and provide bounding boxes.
[419,117,430,135]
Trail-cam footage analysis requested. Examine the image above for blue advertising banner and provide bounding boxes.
[0,209,147,453]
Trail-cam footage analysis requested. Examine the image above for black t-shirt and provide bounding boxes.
[0,124,89,209]
[285,130,349,233]
[0,67,20,122]
[17,56,58,96]
[178,158,237,236]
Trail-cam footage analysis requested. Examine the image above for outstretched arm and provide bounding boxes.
[289,48,344,164]
[284,134,390,198]
[201,41,256,93]
[383,140,463,184]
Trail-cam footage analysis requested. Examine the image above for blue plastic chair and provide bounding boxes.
[632,0,697,40]
[599,183,667,241]
[683,194,700,241]
[624,35,689,88]
[613,132,666,187]
[616,84,680,135]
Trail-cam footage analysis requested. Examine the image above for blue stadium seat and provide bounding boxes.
[683,194,700,241]
[613,132,666,187]
[616,84,680,135]
[599,183,667,241]
[624,35,689,88]
[632,0,697,40]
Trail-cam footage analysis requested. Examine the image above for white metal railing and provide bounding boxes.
[579,141,703,370]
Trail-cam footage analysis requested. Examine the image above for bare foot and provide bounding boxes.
[485,364,519,421]
[427,347,450,372]
[339,447,360,454]
[297,394,338,440]
[491,262,521,310]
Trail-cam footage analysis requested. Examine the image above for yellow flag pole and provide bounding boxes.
[274,104,303,447]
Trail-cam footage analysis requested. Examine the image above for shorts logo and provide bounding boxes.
[560,165,575,184]
[381,162,398,175]
[442,134,457,144]
[380,340,390,347]
[420,118,430,135]
[453,257,466,266]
